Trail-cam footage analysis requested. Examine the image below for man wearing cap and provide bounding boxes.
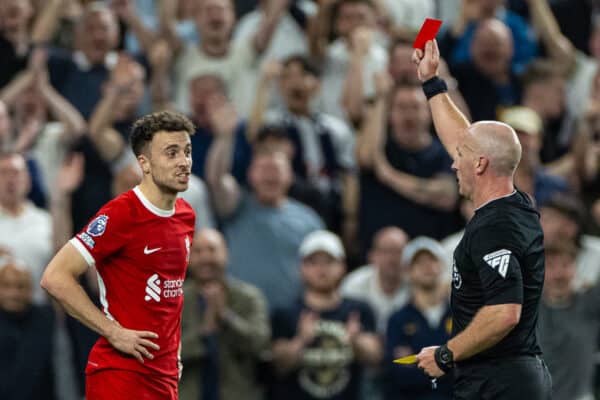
[270,230,382,400]
[499,106,568,206]
[384,237,452,400]
[412,40,552,399]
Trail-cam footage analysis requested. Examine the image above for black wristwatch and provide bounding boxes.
[434,344,454,373]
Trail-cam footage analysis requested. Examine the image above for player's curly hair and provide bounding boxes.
[130,111,195,156]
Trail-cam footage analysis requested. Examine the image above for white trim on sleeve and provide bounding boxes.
[69,237,96,267]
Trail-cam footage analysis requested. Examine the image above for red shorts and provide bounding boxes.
[86,369,178,400]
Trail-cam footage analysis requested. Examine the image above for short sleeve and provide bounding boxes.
[470,226,523,306]
[70,200,132,267]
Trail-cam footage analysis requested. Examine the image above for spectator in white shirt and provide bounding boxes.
[340,226,410,334]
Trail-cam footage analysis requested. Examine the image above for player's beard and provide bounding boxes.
[152,173,184,195]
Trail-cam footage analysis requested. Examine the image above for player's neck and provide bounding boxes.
[304,290,341,311]
[472,177,515,210]
[137,182,177,211]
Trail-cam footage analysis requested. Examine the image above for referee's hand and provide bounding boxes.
[417,346,445,378]
[106,321,160,364]
[412,39,440,83]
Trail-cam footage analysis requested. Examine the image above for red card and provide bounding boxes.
[413,18,443,50]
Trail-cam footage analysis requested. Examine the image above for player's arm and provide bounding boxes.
[41,243,160,363]
[412,40,470,160]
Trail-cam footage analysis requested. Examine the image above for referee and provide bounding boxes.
[412,40,552,399]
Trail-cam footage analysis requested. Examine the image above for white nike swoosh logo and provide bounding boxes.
[144,246,162,255]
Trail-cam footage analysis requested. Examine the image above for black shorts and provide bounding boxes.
[453,355,552,400]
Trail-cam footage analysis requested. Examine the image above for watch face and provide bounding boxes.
[441,351,450,363]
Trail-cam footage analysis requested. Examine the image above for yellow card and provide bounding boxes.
[393,354,418,364]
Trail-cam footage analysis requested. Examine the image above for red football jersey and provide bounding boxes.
[70,186,195,378]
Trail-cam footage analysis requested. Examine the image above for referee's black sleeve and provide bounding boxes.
[470,225,524,306]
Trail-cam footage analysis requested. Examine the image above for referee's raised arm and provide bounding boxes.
[412,40,470,160]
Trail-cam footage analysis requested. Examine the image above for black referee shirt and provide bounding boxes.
[451,189,544,364]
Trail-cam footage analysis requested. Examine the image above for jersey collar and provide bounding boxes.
[475,190,517,212]
[133,186,175,217]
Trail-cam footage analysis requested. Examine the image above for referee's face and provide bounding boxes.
[452,142,476,199]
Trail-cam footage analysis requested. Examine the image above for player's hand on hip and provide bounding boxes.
[412,40,440,82]
[107,322,160,364]
[417,346,445,378]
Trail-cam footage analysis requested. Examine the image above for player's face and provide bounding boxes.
[146,131,192,194]
[544,253,576,299]
[301,251,345,294]
[188,233,227,283]
[0,267,32,314]
[409,251,442,291]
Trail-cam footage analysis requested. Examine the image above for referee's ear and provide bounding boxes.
[475,156,489,175]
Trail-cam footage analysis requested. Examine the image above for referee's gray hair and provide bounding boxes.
[470,121,522,177]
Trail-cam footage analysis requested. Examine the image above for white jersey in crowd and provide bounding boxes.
[340,265,410,334]
[0,202,53,304]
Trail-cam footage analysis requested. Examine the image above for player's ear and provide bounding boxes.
[137,154,151,175]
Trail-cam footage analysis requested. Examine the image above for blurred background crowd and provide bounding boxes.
[1,0,600,399]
